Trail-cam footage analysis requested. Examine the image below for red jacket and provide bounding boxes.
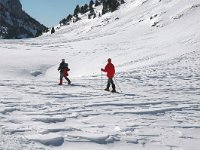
[102,62,115,78]
[63,68,70,76]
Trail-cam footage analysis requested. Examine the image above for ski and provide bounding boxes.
[104,89,121,94]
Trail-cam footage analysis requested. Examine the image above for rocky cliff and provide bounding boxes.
[0,0,48,39]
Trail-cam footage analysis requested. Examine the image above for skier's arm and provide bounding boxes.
[101,68,105,72]
[101,65,108,72]
[58,64,61,71]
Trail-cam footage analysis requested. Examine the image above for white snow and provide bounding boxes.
[0,0,200,149]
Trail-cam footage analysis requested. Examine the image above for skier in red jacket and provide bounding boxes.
[58,59,71,85]
[101,58,116,92]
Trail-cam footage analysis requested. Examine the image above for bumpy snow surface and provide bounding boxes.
[0,0,200,149]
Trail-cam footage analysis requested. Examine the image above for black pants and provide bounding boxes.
[106,78,116,90]
[60,72,71,84]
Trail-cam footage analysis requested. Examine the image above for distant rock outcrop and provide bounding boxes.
[0,0,48,39]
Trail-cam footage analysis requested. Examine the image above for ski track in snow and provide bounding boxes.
[0,50,200,150]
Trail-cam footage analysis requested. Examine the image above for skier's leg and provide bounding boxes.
[65,76,71,84]
[59,72,64,85]
[111,78,116,92]
[105,78,111,91]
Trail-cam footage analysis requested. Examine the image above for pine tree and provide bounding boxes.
[93,13,97,18]
[59,18,67,26]
[59,14,73,26]
[95,0,101,6]
[108,0,120,12]
[51,27,55,34]
[74,5,80,17]
[66,14,73,22]
[89,0,95,13]
[83,4,89,13]
[102,0,120,14]
[80,6,85,14]
[121,0,125,4]
[102,0,109,15]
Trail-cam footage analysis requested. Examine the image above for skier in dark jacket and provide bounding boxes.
[58,59,71,85]
[101,58,116,92]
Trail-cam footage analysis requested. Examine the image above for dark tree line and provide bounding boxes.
[102,0,125,14]
[59,0,125,26]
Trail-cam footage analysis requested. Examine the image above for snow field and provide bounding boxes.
[0,49,200,149]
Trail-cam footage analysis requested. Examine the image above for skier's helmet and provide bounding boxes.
[62,59,65,62]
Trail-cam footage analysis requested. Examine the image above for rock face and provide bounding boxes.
[0,0,48,39]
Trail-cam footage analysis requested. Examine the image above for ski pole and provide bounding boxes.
[114,77,122,93]
[101,71,103,90]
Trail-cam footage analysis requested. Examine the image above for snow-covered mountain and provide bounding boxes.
[0,0,47,39]
[0,0,200,150]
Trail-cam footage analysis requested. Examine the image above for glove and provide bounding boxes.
[101,68,104,71]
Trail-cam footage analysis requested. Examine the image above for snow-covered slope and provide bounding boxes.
[0,0,200,150]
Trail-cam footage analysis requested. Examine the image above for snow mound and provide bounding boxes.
[32,116,66,123]
[40,127,81,134]
[67,134,120,144]
[31,71,43,77]
[32,136,64,146]
[0,108,20,114]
